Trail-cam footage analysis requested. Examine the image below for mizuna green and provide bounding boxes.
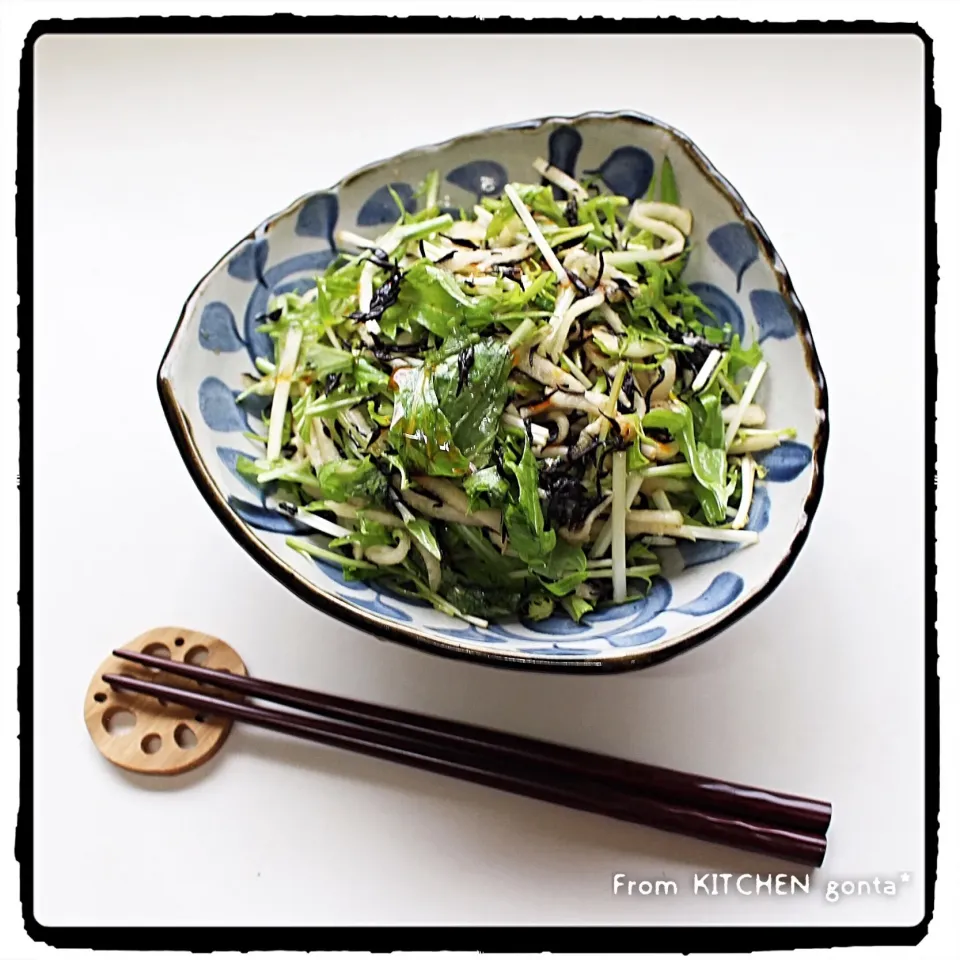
[234,158,794,627]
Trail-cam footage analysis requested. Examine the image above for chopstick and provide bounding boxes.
[105,672,825,866]
[113,648,832,836]
[103,665,829,868]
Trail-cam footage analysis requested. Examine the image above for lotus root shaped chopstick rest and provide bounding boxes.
[84,627,247,775]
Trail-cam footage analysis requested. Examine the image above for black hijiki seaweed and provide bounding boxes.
[618,369,638,414]
[540,458,599,532]
[602,413,630,451]
[568,271,591,297]
[456,345,475,397]
[665,325,724,380]
[540,438,606,531]
[564,199,579,227]
[349,261,403,324]
[420,240,457,264]
[254,307,283,325]
[565,434,600,464]
[645,426,673,444]
[644,365,666,410]
[552,234,588,254]
[365,424,385,452]
[440,233,479,250]
[373,455,393,477]
[368,332,422,362]
[542,472,599,531]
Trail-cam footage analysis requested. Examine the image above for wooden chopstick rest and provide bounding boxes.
[84,627,247,775]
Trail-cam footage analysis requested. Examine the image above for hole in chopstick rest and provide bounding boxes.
[142,642,171,670]
[93,692,107,703]
[141,734,162,754]
[102,708,135,736]
[174,637,185,647]
[184,646,209,666]
[194,714,206,724]
[174,725,198,750]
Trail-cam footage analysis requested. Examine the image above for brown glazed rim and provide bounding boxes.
[158,109,829,675]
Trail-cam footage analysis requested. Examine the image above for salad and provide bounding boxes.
[234,158,794,627]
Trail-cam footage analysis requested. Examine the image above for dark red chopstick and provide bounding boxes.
[104,671,827,867]
[113,648,831,836]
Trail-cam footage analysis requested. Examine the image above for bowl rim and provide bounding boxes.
[158,108,829,674]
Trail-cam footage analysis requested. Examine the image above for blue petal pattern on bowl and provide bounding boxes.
[607,626,667,649]
[446,160,508,198]
[688,282,745,341]
[308,558,369,594]
[216,446,268,501]
[160,111,826,670]
[673,572,744,616]
[357,183,416,226]
[227,496,310,535]
[228,238,269,285]
[350,595,415,622]
[587,146,654,200]
[543,126,583,197]
[198,377,248,433]
[750,290,797,342]
[707,222,759,292]
[757,441,812,481]
[295,193,339,246]
[241,248,337,364]
[676,485,770,569]
[199,302,244,353]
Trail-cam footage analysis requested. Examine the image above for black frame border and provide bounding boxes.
[17,13,939,951]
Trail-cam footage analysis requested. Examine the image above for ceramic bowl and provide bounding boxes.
[158,110,828,673]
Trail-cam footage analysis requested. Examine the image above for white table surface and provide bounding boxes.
[28,28,930,929]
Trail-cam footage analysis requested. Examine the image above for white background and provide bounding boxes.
[3,0,958,957]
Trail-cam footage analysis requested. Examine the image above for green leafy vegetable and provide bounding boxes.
[316,457,387,503]
[404,517,441,562]
[444,585,523,619]
[643,402,728,523]
[463,465,509,510]
[390,339,513,476]
[503,440,557,565]
[232,156,789,626]
[659,156,679,205]
[524,594,556,621]
[561,596,594,623]
[329,517,393,550]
